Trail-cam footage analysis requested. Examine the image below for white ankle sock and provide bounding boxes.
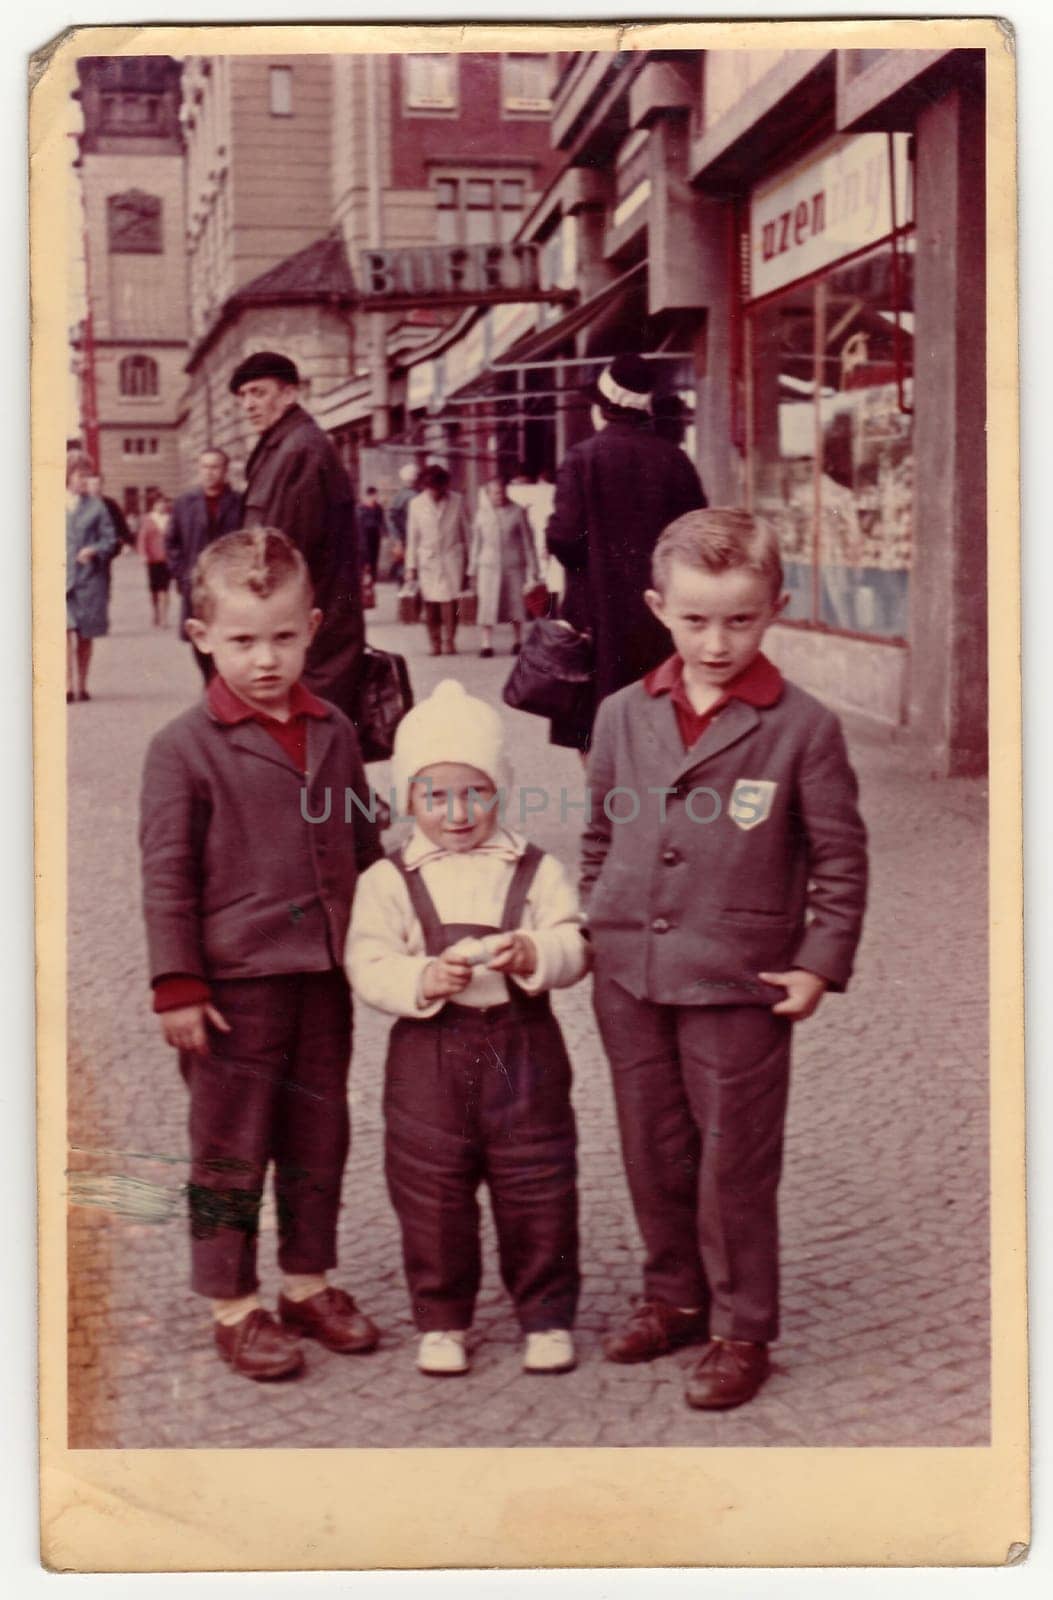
[282,1273,329,1303]
[211,1293,260,1327]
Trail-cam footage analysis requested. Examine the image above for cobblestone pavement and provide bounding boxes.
[66,556,989,1449]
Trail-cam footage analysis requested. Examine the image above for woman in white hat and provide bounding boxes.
[347,679,589,1377]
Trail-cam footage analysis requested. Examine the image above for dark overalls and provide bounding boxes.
[384,844,580,1334]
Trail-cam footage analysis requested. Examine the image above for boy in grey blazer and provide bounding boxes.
[582,509,868,1409]
[140,530,384,1382]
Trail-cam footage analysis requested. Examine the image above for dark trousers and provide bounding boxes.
[179,970,352,1299]
[593,973,793,1343]
[384,999,579,1333]
[422,600,457,652]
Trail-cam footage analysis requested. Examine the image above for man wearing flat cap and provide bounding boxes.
[230,350,365,719]
[545,353,706,751]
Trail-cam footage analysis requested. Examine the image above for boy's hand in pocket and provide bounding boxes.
[160,1002,231,1053]
[758,969,828,1021]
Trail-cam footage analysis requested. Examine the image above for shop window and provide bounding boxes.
[118,354,159,398]
[269,66,293,116]
[502,54,553,113]
[748,238,914,640]
[433,174,527,246]
[107,190,162,254]
[404,54,458,112]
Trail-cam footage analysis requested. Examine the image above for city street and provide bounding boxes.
[66,554,990,1450]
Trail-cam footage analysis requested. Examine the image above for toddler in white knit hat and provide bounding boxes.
[348,679,589,1377]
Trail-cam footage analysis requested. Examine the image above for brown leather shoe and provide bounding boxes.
[278,1287,380,1354]
[684,1339,770,1409]
[214,1309,305,1381]
[603,1300,708,1364]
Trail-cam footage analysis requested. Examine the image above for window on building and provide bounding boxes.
[107,191,163,254]
[501,54,553,113]
[404,54,458,111]
[100,93,162,133]
[122,437,160,457]
[434,175,528,246]
[748,238,915,641]
[269,66,293,116]
[118,354,160,398]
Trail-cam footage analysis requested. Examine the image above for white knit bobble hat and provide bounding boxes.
[391,678,512,804]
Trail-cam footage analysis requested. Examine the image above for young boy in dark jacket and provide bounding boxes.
[582,508,868,1410]
[139,529,383,1380]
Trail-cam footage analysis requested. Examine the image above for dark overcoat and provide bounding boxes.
[139,696,382,984]
[581,675,868,1007]
[544,418,706,748]
[166,485,242,631]
[241,403,365,719]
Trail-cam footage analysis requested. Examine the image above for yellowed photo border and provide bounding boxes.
[33,17,1025,1572]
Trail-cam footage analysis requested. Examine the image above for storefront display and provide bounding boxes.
[747,137,914,642]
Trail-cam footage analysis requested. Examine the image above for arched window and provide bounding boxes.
[119,355,160,398]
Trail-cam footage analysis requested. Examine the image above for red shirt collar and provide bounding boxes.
[207,675,332,726]
[645,651,783,709]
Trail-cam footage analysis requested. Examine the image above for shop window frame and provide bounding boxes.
[744,226,916,648]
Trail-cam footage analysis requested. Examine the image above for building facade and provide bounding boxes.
[399,47,987,775]
[73,56,189,515]
[179,51,563,492]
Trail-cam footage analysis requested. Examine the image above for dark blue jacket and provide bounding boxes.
[166,486,242,625]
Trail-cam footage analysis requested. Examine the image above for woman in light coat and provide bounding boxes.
[468,476,540,658]
[405,464,471,655]
[66,453,118,703]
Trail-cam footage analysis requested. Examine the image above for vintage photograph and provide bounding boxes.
[33,16,1025,1571]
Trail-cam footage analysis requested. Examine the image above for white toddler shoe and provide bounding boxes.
[417,1330,469,1376]
[523,1329,576,1374]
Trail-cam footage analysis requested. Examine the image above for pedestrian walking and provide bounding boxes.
[348,678,588,1377]
[137,493,174,628]
[166,446,242,682]
[468,474,540,658]
[357,486,387,582]
[139,529,384,1382]
[404,464,470,656]
[582,509,868,1410]
[66,453,118,703]
[232,350,365,722]
[545,353,706,751]
[86,471,133,553]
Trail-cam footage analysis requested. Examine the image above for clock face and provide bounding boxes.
[107,190,162,254]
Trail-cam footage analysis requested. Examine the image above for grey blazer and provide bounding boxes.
[581,677,868,1006]
[140,697,383,984]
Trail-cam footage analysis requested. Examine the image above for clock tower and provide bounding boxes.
[73,57,189,517]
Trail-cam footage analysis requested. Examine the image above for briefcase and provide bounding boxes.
[353,646,414,763]
[397,581,421,624]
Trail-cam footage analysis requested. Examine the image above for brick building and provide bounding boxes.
[72,56,188,515]
[179,51,563,493]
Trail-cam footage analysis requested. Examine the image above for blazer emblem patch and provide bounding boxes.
[729,779,777,831]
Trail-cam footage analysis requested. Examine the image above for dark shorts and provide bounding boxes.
[147,561,171,593]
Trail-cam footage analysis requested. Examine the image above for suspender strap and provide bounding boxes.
[388,851,447,956]
[390,841,546,948]
[500,842,545,932]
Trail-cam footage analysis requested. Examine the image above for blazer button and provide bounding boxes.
[662,848,680,865]
[651,917,671,934]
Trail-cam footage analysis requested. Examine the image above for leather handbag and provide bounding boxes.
[502,618,594,724]
[523,580,550,619]
[456,589,478,627]
[353,646,414,763]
